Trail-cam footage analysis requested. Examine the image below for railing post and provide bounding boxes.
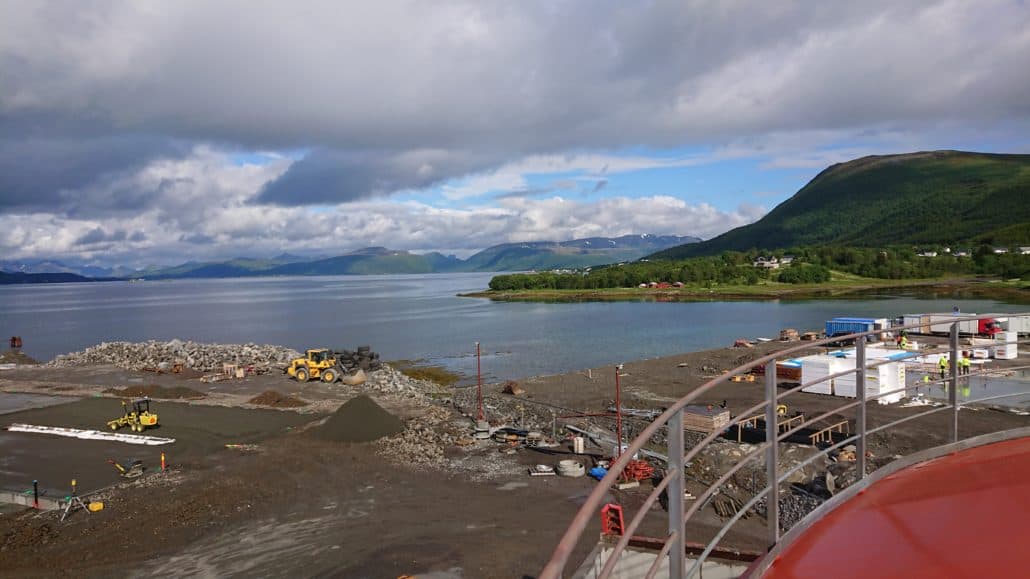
[668,409,685,579]
[856,337,867,480]
[950,322,959,443]
[764,360,779,546]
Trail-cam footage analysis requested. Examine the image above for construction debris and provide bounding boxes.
[557,460,586,477]
[779,328,800,341]
[332,346,383,373]
[712,495,749,519]
[502,380,525,396]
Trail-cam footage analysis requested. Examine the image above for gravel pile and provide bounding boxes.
[315,395,405,442]
[46,339,301,372]
[376,405,459,469]
[754,493,824,532]
[362,364,443,397]
[249,390,307,408]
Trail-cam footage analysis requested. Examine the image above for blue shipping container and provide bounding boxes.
[825,319,875,337]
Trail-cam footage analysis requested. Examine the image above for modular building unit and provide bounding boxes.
[835,361,905,404]
[800,355,852,395]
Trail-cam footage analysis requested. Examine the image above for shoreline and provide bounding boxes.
[460,277,1030,303]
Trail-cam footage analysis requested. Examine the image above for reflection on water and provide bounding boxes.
[917,373,1030,409]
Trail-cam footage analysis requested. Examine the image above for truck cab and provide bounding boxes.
[980,318,1002,336]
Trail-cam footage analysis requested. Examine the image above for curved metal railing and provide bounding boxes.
[540,313,1030,579]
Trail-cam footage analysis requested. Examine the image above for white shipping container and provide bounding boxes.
[902,314,931,334]
[928,314,979,335]
[1001,315,1030,335]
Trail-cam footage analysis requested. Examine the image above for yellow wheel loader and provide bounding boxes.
[287,349,345,383]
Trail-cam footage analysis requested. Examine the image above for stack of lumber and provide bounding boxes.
[683,405,730,433]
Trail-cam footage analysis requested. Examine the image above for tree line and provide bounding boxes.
[487,245,1030,291]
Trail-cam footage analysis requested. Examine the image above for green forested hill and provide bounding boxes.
[653,151,1030,259]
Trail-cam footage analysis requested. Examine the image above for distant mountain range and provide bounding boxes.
[0,234,698,283]
[651,150,1030,259]
[0,271,96,284]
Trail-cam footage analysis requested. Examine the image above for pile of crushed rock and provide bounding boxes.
[375,405,459,469]
[46,339,301,373]
[362,364,446,397]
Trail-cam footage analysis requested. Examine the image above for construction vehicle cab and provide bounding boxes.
[287,349,345,383]
[107,397,159,433]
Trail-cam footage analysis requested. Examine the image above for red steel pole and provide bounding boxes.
[476,342,484,421]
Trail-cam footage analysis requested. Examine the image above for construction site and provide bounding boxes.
[1,316,1029,578]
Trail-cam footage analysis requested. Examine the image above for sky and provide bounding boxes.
[1,1,1029,268]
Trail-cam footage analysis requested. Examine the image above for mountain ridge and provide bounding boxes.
[1,234,695,281]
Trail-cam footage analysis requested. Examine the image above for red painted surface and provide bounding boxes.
[762,437,1030,579]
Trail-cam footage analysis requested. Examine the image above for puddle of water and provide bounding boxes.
[915,375,1030,409]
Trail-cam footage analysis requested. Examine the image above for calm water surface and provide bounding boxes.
[1,273,1027,382]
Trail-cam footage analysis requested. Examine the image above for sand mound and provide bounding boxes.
[104,384,206,400]
[315,395,404,443]
[249,390,307,408]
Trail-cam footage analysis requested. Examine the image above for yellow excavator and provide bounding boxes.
[107,458,145,479]
[107,398,159,432]
[287,349,344,383]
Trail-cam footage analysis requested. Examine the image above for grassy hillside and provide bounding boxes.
[654,151,1030,259]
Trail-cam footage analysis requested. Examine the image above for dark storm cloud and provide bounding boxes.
[75,227,126,245]
[179,232,215,245]
[257,148,498,205]
[0,136,187,213]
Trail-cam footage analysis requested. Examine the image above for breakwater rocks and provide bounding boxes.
[46,339,301,372]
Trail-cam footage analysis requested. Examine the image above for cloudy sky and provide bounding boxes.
[2,1,1029,267]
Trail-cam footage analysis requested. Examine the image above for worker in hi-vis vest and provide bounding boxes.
[938,356,949,380]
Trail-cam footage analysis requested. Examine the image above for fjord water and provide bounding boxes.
[1,273,1026,382]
